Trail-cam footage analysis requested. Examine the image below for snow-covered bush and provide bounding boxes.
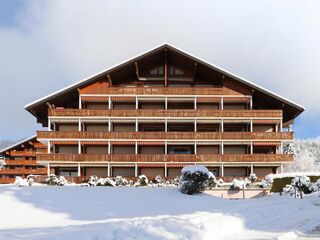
[14,175,35,187]
[206,172,217,189]
[46,174,67,186]
[97,178,116,187]
[284,139,320,172]
[283,143,295,155]
[231,178,250,190]
[114,176,129,186]
[180,165,210,195]
[283,176,312,198]
[135,175,149,187]
[310,179,320,193]
[88,175,99,186]
[249,173,257,183]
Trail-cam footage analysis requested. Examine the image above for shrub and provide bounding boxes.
[180,165,210,195]
[14,176,34,187]
[46,174,67,186]
[249,173,257,183]
[231,178,250,190]
[135,175,149,187]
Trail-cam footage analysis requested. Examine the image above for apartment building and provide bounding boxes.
[22,44,303,181]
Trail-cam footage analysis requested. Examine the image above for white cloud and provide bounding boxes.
[0,0,320,139]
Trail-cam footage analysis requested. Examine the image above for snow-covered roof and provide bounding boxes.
[25,43,305,113]
[0,135,36,154]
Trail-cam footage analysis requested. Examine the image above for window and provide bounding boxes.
[149,66,163,75]
[169,66,184,75]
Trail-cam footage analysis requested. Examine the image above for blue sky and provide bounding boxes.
[0,0,319,140]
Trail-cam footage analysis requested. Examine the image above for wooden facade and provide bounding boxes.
[0,137,50,183]
[3,44,302,182]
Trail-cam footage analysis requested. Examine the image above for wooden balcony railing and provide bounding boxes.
[48,109,283,118]
[81,87,231,95]
[0,178,15,184]
[9,151,36,157]
[37,131,293,140]
[36,153,293,163]
[4,160,39,166]
[0,168,48,175]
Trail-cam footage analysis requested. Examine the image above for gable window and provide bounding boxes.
[169,66,184,76]
[149,66,163,75]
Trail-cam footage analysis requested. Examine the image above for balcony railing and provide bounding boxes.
[4,160,39,166]
[48,109,283,118]
[37,153,293,163]
[0,168,48,175]
[9,151,36,157]
[81,87,231,95]
[37,131,293,140]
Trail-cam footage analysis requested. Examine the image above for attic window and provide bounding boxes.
[149,66,163,75]
[169,66,184,76]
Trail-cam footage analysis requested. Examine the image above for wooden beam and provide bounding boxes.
[46,102,52,109]
[193,62,198,80]
[135,62,140,80]
[164,49,168,87]
[107,74,112,86]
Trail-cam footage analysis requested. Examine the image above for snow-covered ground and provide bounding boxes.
[0,185,319,240]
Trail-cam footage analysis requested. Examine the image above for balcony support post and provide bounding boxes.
[78,141,81,154]
[250,163,254,174]
[79,95,82,109]
[249,96,252,110]
[250,141,253,154]
[47,141,51,154]
[78,119,81,131]
[194,119,197,132]
[250,119,253,132]
[221,119,224,132]
[194,97,197,110]
[108,141,111,154]
[48,118,51,131]
[221,163,224,177]
[165,96,168,110]
[164,163,167,177]
[47,162,50,176]
[220,97,224,110]
[280,164,284,173]
[77,162,81,177]
[135,163,138,177]
[280,142,283,154]
[108,97,111,109]
[108,119,111,132]
[107,163,111,177]
[221,142,224,154]
[280,120,283,132]
[194,141,197,154]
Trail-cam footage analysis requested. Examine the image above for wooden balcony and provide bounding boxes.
[0,168,48,175]
[36,153,293,163]
[48,109,283,118]
[0,178,15,184]
[37,131,293,140]
[81,87,233,95]
[4,160,39,166]
[9,151,36,157]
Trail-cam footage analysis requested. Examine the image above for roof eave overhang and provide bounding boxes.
[24,43,305,118]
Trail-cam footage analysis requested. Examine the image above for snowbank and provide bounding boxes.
[0,185,319,239]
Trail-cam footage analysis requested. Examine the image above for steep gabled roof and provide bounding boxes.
[25,43,304,123]
[0,135,36,155]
